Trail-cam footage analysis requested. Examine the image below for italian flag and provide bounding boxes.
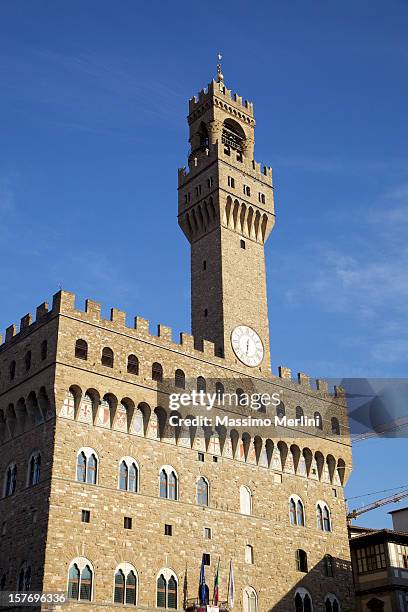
[213,559,220,606]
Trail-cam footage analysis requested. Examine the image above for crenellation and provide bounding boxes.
[278,365,292,379]
[110,307,126,326]
[334,385,346,398]
[20,313,32,330]
[316,378,329,393]
[5,324,16,343]
[188,80,255,118]
[178,145,272,192]
[134,315,150,336]
[52,289,76,313]
[297,372,310,387]
[202,338,215,357]
[84,298,101,320]
[179,332,194,351]
[156,324,172,342]
[36,302,49,320]
[252,160,261,174]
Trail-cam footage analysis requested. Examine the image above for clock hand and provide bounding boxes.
[246,339,250,354]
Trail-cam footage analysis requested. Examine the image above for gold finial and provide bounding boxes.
[216,52,224,83]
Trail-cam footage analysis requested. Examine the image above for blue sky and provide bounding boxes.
[1,0,407,528]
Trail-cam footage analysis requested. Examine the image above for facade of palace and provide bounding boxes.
[0,66,354,611]
[349,510,408,612]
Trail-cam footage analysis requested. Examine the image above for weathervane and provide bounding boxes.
[216,52,224,83]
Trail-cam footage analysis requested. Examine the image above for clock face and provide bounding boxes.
[231,325,264,367]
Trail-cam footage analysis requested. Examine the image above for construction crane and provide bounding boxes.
[347,488,408,523]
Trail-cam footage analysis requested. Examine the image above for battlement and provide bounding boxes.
[188,80,254,118]
[1,290,342,401]
[178,142,272,188]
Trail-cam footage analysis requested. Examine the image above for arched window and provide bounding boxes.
[160,470,168,498]
[317,501,331,531]
[215,382,224,399]
[325,594,340,612]
[28,452,41,486]
[80,565,92,601]
[159,467,178,500]
[168,576,177,609]
[222,118,245,152]
[324,555,334,577]
[245,544,254,564]
[40,340,47,360]
[297,500,305,526]
[296,406,304,420]
[114,569,125,603]
[87,454,97,484]
[323,505,331,531]
[76,452,86,482]
[17,563,31,592]
[4,464,17,497]
[240,485,252,515]
[331,417,340,435]
[126,570,137,605]
[113,564,138,605]
[67,558,93,601]
[289,495,305,526]
[9,360,16,381]
[157,570,177,609]
[314,411,323,430]
[175,369,185,389]
[75,339,88,360]
[243,586,257,612]
[295,550,308,573]
[18,567,24,591]
[118,458,138,493]
[76,449,98,485]
[295,588,313,611]
[157,574,166,607]
[68,564,80,600]
[198,122,209,148]
[119,461,128,491]
[276,402,285,418]
[197,477,209,506]
[127,354,139,375]
[152,362,163,382]
[25,350,32,371]
[101,347,114,368]
[168,471,177,500]
[290,498,296,525]
[24,567,31,591]
[317,504,323,530]
[197,376,206,393]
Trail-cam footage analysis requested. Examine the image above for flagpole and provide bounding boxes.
[227,559,230,606]
[213,556,220,605]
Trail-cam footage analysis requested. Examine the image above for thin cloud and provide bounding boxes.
[276,183,408,366]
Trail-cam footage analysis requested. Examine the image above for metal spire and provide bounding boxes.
[216,52,224,83]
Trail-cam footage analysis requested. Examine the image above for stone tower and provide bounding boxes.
[178,63,274,372]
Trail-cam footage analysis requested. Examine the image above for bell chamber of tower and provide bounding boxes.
[178,70,275,372]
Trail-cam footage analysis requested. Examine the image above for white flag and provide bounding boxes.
[228,560,234,608]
